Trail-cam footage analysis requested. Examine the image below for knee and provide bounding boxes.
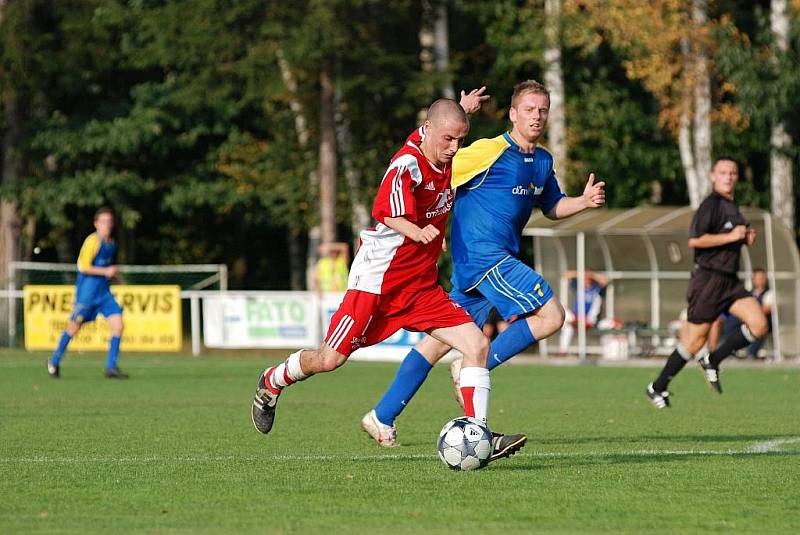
[319,352,347,373]
[540,301,566,339]
[461,335,490,367]
[747,319,769,340]
[66,321,82,336]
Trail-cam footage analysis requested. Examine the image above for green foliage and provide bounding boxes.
[1,0,797,287]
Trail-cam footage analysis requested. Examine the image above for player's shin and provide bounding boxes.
[267,349,310,392]
[652,344,692,392]
[709,324,758,367]
[51,331,73,366]
[374,349,433,426]
[487,320,536,370]
[459,366,490,424]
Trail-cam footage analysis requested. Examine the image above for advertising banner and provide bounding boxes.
[203,292,319,348]
[24,285,182,352]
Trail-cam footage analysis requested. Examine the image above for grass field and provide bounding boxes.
[2,351,799,534]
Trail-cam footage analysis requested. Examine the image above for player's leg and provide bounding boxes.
[558,309,576,354]
[707,296,768,368]
[428,321,490,422]
[251,290,376,435]
[647,268,722,406]
[103,314,127,378]
[477,261,563,370]
[48,304,91,377]
[647,320,711,406]
[367,286,491,432]
[100,293,127,378]
[371,334,451,427]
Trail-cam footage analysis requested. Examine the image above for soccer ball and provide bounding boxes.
[437,416,492,471]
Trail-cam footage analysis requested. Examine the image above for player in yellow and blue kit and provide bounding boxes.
[47,208,128,379]
[361,81,605,451]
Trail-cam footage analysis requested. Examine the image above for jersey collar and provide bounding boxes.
[503,132,536,155]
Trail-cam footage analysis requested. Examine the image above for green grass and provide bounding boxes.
[1,351,799,534]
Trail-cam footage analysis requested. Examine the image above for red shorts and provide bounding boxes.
[324,286,473,357]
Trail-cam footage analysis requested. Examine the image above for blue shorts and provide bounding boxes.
[449,257,553,328]
[70,292,123,323]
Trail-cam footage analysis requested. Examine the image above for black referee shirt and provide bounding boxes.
[689,191,749,274]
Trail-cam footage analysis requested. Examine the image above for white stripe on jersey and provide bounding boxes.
[348,224,406,294]
[390,174,404,216]
[326,314,354,351]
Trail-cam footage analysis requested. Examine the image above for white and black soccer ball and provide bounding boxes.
[437,416,492,471]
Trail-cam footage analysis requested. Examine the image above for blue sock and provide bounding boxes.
[374,349,433,426]
[51,332,72,366]
[487,319,536,370]
[106,336,121,369]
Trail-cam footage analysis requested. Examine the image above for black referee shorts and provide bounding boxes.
[686,267,752,324]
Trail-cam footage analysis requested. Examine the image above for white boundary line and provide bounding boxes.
[3,438,799,464]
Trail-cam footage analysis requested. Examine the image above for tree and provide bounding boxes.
[769,0,795,233]
[544,0,567,189]
[575,0,743,207]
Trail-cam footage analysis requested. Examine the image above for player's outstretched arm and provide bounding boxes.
[547,173,606,220]
[383,216,440,244]
[459,86,489,115]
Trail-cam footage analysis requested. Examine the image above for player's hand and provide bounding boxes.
[105,266,119,278]
[730,225,748,242]
[414,224,441,244]
[442,237,447,252]
[459,86,490,115]
[582,173,605,208]
[745,228,757,245]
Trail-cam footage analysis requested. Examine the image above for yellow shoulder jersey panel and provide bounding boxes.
[77,233,101,272]
[451,135,510,188]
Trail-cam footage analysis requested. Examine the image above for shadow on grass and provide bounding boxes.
[488,450,800,472]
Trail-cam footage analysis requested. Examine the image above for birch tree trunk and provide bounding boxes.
[0,0,23,344]
[419,0,453,121]
[544,0,567,191]
[276,48,313,290]
[770,0,795,233]
[433,2,454,99]
[318,69,337,245]
[677,2,712,209]
[334,90,370,243]
[691,0,712,201]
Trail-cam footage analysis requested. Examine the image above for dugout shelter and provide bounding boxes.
[524,206,800,360]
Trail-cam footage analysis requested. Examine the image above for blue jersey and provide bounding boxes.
[75,233,116,304]
[450,133,565,291]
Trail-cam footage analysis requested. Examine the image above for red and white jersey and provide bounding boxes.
[349,129,453,295]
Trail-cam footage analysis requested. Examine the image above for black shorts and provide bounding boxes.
[686,267,751,324]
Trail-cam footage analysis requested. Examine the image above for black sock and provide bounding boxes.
[709,325,753,367]
[652,347,690,392]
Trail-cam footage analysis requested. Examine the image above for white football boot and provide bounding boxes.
[360,410,397,448]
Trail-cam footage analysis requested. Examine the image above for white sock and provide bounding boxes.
[269,350,309,390]
[459,366,491,425]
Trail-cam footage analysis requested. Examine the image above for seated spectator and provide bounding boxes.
[558,270,609,354]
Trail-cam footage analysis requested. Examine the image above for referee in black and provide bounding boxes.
[646,157,769,408]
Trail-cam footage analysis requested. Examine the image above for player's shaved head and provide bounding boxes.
[426,98,468,127]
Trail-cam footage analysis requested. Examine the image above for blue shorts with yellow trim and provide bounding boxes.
[70,292,123,323]
[449,257,553,328]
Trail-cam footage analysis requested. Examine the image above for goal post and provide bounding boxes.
[3,261,227,348]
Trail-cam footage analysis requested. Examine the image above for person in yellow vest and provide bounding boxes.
[312,242,350,292]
